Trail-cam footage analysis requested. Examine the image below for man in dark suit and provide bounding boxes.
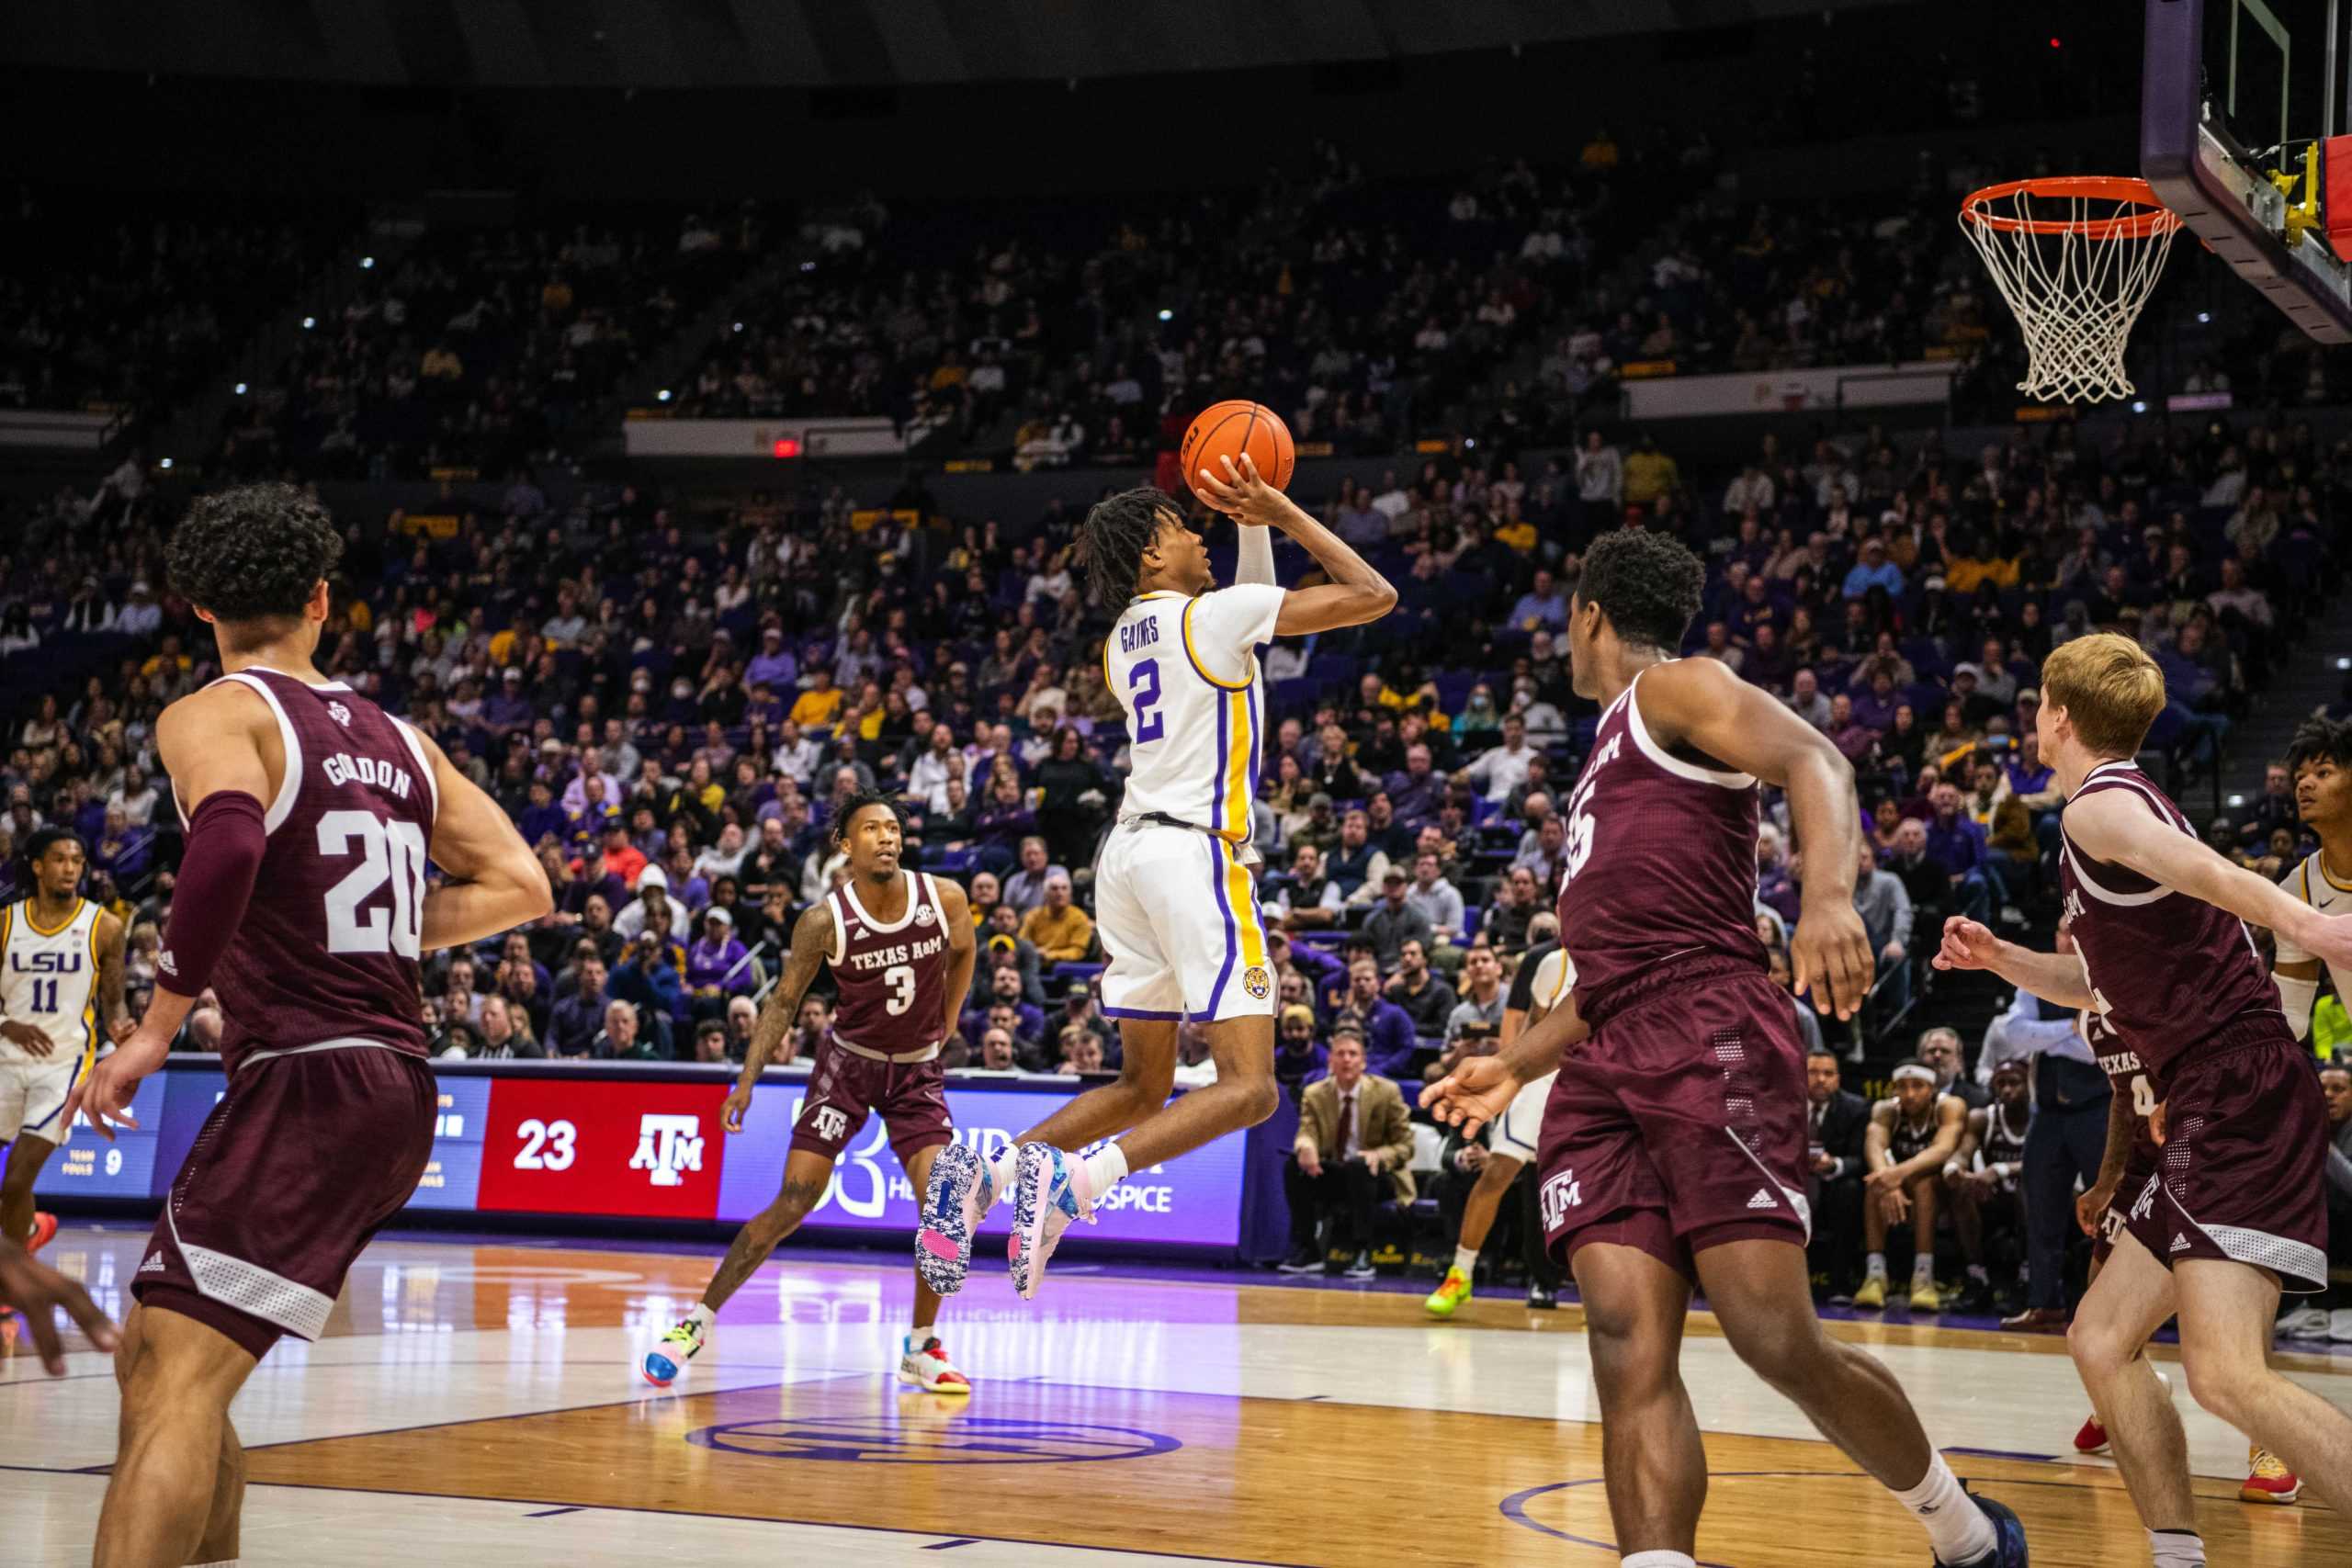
[1805,1045,1871,1298]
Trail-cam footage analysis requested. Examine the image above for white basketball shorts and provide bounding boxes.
[1093,821,1275,1025]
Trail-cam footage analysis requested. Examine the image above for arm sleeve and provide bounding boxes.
[1183,584,1285,685]
[2272,863,2314,964]
[156,791,268,998]
[1234,525,1277,587]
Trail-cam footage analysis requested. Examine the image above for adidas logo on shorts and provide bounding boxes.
[139,1251,166,1274]
[1746,1189,1777,1210]
[2169,1234,2190,1253]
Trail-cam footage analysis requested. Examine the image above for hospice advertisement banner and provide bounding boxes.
[714,1081,1245,1247]
[24,1068,171,1199]
[28,1066,1246,1247]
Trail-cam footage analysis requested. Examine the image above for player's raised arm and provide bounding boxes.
[1193,455,1396,634]
[2066,787,2352,974]
[724,903,835,1133]
[412,728,553,951]
[1634,656,1872,1020]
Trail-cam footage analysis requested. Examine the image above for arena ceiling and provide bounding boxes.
[7,0,1917,87]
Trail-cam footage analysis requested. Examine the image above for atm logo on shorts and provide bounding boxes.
[630,1113,705,1188]
[1540,1170,1582,1229]
[808,1105,850,1143]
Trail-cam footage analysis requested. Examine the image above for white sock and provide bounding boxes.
[904,1327,931,1356]
[2149,1529,2204,1567]
[985,1147,1020,1208]
[1913,1253,1937,1285]
[1621,1553,1697,1568]
[1453,1246,1480,1278]
[187,1562,240,1567]
[684,1302,714,1332]
[1892,1453,1994,1565]
[1081,1143,1128,1199]
[1866,1252,1888,1280]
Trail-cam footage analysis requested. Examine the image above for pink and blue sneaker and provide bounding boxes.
[1008,1143,1095,1301]
[642,1316,706,1387]
[916,1141,994,1296]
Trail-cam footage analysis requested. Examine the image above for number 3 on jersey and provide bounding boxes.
[1130,658,1164,743]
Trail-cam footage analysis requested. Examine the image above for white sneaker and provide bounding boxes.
[2332,1308,2352,1343]
[1007,1143,1095,1301]
[2280,1305,2332,1339]
[897,1335,973,1394]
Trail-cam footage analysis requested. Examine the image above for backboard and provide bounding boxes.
[2143,0,2352,342]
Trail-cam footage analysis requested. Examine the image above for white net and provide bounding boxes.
[1959,179,2181,404]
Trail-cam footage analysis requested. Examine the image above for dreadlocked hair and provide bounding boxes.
[2285,715,2352,779]
[1079,487,1179,606]
[829,788,907,850]
[1573,526,1705,651]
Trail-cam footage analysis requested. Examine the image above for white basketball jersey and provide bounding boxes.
[1102,583,1283,846]
[0,897,101,1066]
[1530,946,1577,1016]
[2275,849,2352,1006]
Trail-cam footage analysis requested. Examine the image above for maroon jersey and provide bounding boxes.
[2060,761,2284,1091]
[826,870,952,1053]
[178,670,436,1071]
[1555,666,1768,1018]
[2082,1006,2162,1168]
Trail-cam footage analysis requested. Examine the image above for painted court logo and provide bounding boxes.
[630,1113,705,1188]
[1241,965,1271,1000]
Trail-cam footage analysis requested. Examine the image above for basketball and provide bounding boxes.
[1179,400,1295,498]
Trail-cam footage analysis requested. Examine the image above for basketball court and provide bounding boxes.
[6,1225,2346,1566]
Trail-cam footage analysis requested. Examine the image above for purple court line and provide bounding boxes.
[1948,1445,2059,1462]
[523,1506,582,1518]
[922,1540,980,1551]
[198,1475,1314,1567]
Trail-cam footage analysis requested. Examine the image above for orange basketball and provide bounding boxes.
[1180,400,1295,498]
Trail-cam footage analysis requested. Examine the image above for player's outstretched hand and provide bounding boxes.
[1931,915,1999,974]
[0,1240,119,1375]
[1192,454,1291,530]
[1791,902,1872,1021]
[1419,1055,1521,1142]
[62,1030,167,1144]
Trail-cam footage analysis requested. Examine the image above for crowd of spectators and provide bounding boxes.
[212,207,769,482]
[0,202,351,417]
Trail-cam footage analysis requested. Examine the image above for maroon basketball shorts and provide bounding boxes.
[134,1044,436,1358]
[789,1040,955,1168]
[2119,1028,2329,1293]
[1536,958,1811,1281]
[2093,1148,2158,1271]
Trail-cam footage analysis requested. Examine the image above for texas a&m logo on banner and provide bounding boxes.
[476,1079,729,1218]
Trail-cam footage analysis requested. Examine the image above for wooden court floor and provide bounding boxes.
[4,1227,2346,1566]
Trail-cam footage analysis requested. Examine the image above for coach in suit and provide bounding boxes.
[1284,1023,1418,1278]
[1805,1045,1872,1297]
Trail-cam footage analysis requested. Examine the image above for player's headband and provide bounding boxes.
[1891,1065,1937,1086]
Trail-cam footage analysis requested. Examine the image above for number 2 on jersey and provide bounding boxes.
[1130,658,1164,743]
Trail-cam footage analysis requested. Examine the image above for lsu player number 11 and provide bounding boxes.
[1,828,132,1262]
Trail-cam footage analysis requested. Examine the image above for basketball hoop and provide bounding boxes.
[1958,176,2182,405]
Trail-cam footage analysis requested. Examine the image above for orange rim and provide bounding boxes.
[1958,175,2182,240]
